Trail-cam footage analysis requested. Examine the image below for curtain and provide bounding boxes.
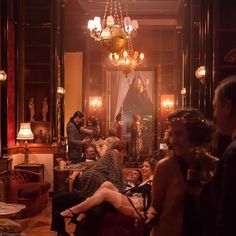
[139,71,154,103]
[108,70,154,123]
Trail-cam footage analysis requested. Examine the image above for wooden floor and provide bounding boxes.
[15,198,75,236]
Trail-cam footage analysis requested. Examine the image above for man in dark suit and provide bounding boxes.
[203,75,236,236]
[66,111,92,163]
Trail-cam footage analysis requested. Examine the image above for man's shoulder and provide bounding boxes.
[222,139,236,162]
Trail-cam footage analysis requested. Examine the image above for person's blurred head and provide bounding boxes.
[142,158,157,180]
[107,128,117,137]
[213,75,236,136]
[112,140,129,159]
[167,108,213,157]
[133,114,141,122]
[84,144,96,158]
[115,113,123,122]
[126,169,143,186]
[72,111,84,125]
[86,115,98,127]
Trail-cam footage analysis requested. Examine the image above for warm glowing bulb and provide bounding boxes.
[114,53,119,60]
[106,15,114,26]
[87,20,94,30]
[195,66,206,79]
[123,51,128,57]
[139,53,144,60]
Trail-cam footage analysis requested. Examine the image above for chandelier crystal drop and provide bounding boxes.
[128,71,149,94]
[109,39,144,76]
[87,0,139,53]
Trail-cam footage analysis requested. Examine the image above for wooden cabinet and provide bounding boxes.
[218,1,236,80]
[16,0,63,142]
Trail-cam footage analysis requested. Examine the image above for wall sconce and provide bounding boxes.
[57,86,65,96]
[161,95,175,112]
[195,66,206,84]
[0,70,7,82]
[181,87,186,96]
[17,123,34,164]
[57,86,65,144]
[180,88,187,108]
[89,96,102,113]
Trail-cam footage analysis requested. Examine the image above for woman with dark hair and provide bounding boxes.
[113,113,123,139]
[84,115,101,140]
[146,108,218,236]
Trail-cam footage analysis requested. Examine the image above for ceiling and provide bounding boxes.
[76,0,183,18]
[64,0,183,50]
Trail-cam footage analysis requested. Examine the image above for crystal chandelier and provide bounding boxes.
[109,39,144,76]
[128,71,149,94]
[87,0,139,53]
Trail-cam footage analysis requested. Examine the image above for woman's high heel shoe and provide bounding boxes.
[60,208,85,225]
[60,208,75,219]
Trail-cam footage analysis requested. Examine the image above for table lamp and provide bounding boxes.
[17,123,34,163]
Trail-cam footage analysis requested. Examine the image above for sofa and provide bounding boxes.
[0,169,50,218]
[75,205,145,236]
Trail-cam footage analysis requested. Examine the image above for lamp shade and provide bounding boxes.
[17,123,34,140]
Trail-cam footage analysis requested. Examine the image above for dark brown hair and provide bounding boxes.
[168,108,214,146]
[215,75,236,115]
[143,158,157,173]
[111,140,129,152]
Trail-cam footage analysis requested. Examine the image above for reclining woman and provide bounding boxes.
[60,158,157,225]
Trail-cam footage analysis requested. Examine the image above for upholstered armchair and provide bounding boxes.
[75,208,145,236]
[0,169,50,218]
[98,211,145,236]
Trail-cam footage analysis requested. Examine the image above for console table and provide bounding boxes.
[53,162,95,193]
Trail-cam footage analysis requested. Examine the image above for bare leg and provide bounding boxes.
[61,187,134,218]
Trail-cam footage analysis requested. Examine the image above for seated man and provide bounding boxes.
[84,144,97,161]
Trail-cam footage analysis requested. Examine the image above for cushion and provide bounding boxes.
[17,183,41,198]
[0,219,22,233]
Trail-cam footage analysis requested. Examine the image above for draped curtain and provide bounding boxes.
[108,70,154,123]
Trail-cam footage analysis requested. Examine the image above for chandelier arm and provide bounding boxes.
[118,0,124,30]
[103,1,109,27]
[110,0,113,17]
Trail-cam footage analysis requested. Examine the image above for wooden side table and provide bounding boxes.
[14,163,44,181]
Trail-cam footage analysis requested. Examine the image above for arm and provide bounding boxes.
[80,126,94,135]
[67,123,87,145]
[216,147,236,236]
[146,161,167,220]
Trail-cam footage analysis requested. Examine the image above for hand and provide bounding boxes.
[81,138,89,144]
[145,212,158,227]
[90,139,96,145]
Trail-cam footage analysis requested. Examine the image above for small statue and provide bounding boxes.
[42,97,48,121]
[29,97,35,121]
